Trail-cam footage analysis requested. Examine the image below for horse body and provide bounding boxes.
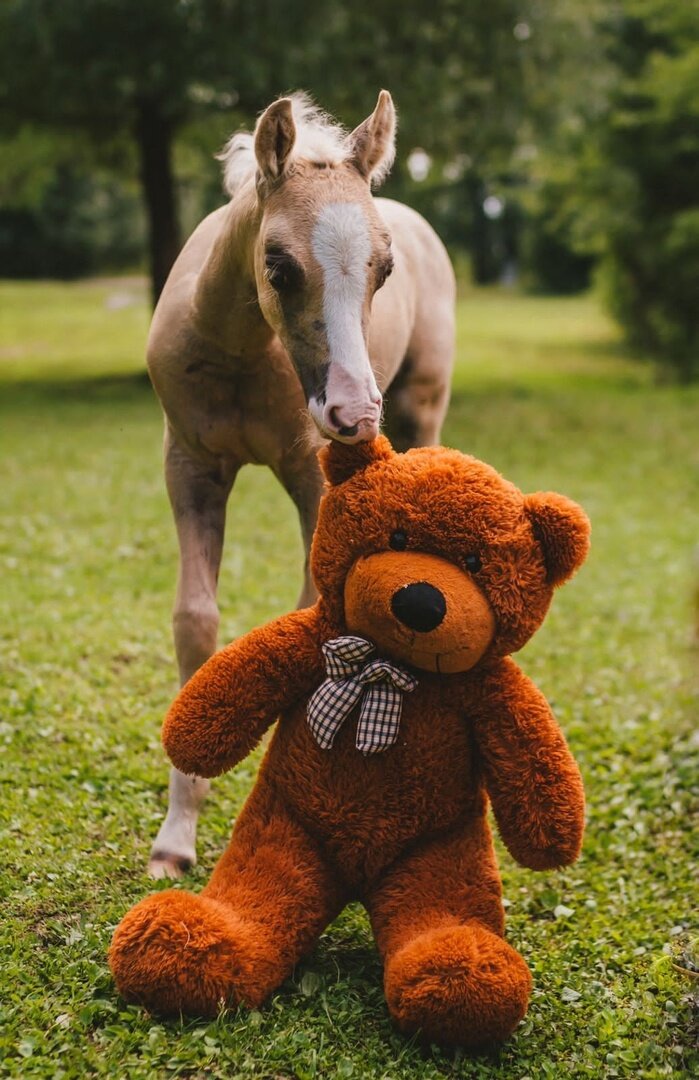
[147,93,455,877]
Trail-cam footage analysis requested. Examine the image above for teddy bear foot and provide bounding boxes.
[109,889,252,1017]
[384,920,532,1049]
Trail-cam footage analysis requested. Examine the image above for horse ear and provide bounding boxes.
[347,90,396,186]
[524,492,591,587]
[254,98,296,183]
[319,435,394,486]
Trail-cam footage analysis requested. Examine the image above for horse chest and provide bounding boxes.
[169,347,310,466]
[165,352,304,466]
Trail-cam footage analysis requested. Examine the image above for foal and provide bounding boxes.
[147,91,456,877]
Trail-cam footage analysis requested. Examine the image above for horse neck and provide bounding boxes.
[192,185,272,356]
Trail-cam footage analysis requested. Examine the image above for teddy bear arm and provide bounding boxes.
[162,607,323,777]
[472,661,585,870]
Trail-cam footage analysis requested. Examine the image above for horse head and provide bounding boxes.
[250,92,397,443]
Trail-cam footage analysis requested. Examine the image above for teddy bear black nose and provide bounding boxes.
[391,582,447,633]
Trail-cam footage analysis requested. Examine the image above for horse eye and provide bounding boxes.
[465,553,482,573]
[389,529,408,551]
[265,252,303,292]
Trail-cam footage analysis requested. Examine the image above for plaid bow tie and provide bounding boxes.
[307,636,418,754]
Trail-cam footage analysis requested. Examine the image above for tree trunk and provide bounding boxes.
[134,98,180,307]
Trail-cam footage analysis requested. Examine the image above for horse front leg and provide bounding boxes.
[276,447,324,609]
[148,429,237,879]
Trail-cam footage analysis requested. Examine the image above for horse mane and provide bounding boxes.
[218,92,349,197]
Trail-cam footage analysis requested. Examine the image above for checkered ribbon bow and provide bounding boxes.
[307,636,418,754]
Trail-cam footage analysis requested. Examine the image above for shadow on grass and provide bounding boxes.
[0,370,154,412]
[0,341,667,435]
[0,329,657,419]
[452,341,653,398]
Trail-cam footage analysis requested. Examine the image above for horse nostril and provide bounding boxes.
[391,582,447,633]
[327,407,358,437]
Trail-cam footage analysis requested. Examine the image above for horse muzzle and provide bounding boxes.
[309,398,382,443]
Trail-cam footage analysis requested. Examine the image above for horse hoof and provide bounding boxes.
[147,850,194,880]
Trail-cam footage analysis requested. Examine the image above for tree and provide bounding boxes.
[504,0,613,292]
[0,0,329,302]
[0,0,536,299]
[523,0,699,376]
[597,1,699,378]
[317,0,539,283]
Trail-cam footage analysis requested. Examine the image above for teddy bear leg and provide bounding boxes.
[365,819,531,1049]
[110,794,345,1017]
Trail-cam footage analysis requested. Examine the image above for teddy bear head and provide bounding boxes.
[311,436,590,672]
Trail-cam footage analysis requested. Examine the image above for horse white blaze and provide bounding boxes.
[311,202,382,441]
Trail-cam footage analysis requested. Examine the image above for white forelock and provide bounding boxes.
[219,92,350,196]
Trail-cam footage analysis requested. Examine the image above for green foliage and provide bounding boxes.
[0,164,145,279]
[1,278,698,1077]
[528,1,699,376]
[318,0,529,160]
[0,1,537,289]
[0,0,305,126]
[595,3,699,379]
[0,126,145,279]
[0,0,346,296]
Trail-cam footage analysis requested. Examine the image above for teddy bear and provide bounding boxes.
[109,436,590,1049]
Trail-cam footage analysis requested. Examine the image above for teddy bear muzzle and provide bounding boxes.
[344,551,496,674]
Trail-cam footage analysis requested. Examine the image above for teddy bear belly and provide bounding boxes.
[267,694,484,890]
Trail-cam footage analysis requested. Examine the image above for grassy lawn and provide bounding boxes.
[0,277,697,1078]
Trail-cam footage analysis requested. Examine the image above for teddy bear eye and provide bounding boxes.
[389,530,408,551]
[465,553,482,573]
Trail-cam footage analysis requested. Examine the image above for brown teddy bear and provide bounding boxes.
[109,436,589,1048]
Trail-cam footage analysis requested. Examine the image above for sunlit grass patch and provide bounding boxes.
[0,277,149,383]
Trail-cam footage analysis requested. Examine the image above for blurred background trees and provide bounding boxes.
[582,1,699,381]
[524,0,699,380]
[0,0,697,377]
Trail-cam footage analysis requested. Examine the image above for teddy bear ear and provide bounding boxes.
[319,435,394,486]
[524,491,591,586]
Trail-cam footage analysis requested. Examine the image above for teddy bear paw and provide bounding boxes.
[109,890,246,1017]
[384,920,532,1048]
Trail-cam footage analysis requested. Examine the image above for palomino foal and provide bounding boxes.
[147,91,455,877]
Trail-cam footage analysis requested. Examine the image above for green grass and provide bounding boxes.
[1,277,697,1078]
